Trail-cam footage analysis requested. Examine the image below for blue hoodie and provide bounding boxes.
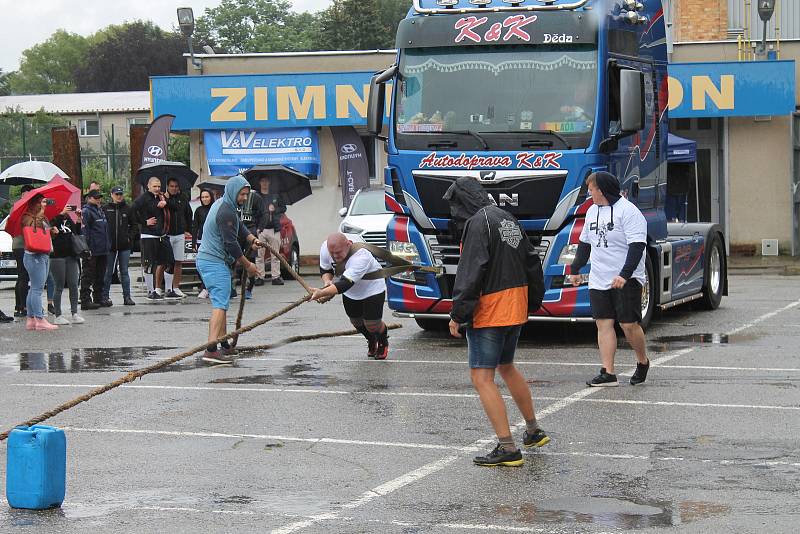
[197,175,252,265]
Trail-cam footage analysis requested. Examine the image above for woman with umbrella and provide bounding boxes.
[20,195,59,330]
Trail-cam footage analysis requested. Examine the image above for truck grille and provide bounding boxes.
[362,231,387,250]
[425,234,550,268]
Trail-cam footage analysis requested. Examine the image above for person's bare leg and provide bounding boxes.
[620,322,649,364]
[208,309,227,348]
[155,265,165,292]
[497,363,535,421]
[596,319,617,374]
[471,368,511,439]
[173,261,183,288]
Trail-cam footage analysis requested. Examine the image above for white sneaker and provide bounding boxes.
[71,313,85,324]
[53,315,70,325]
[198,289,209,299]
[155,288,164,296]
[172,288,187,298]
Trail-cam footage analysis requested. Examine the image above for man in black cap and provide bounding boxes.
[102,186,136,306]
[80,189,111,308]
[567,171,651,387]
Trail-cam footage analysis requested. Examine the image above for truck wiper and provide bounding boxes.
[482,129,572,150]
[442,130,489,150]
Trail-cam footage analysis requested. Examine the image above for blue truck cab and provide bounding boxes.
[367,0,727,329]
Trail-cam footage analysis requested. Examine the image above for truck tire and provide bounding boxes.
[639,253,656,331]
[282,243,300,278]
[693,233,725,310]
[415,318,449,331]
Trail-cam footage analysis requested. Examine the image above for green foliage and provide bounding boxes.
[8,30,89,95]
[0,109,67,161]
[74,21,186,92]
[0,69,10,96]
[315,0,410,50]
[169,134,190,167]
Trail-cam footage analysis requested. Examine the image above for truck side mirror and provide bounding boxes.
[620,70,644,133]
[367,65,397,137]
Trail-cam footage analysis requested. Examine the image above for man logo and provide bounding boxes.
[479,171,496,181]
[147,146,164,157]
[341,144,358,154]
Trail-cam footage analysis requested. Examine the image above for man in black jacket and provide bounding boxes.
[238,189,267,299]
[133,177,173,301]
[102,186,136,306]
[446,177,548,467]
[80,190,112,308]
[255,177,285,286]
[164,178,193,299]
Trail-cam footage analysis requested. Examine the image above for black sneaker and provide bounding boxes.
[272,277,284,286]
[14,309,26,318]
[0,311,13,323]
[630,360,650,385]
[367,338,378,359]
[202,350,235,365]
[522,428,550,448]
[146,291,163,301]
[123,297,136,306]
[164,290,181,300]
[47,303,56,315]
[81,301,101,310]
[99,300,113,307]
[473,444,524,467]
[221,346,238,356]
[587,368,619,387]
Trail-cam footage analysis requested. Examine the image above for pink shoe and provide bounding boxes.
[33,317,58,330]
[26,317,36,330]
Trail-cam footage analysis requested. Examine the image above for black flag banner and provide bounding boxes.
[140,114,175,166]
[331,126,370,208]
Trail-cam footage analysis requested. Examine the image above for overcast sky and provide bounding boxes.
[0,1,332,73]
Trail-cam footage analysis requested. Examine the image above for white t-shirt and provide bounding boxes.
[319,242,386,300]
[579,196,647,290]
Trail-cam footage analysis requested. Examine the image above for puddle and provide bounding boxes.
[210,363,342,387]
[213,495,252,505]
[649,332,761,353]
[495,497,729,529]
[0,347,179,373]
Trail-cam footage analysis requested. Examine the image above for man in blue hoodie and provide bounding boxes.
[196,175,265,364]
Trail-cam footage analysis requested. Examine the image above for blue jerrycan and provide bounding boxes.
[6,425,66,510]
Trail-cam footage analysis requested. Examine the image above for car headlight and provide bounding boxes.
[341,223,363,234]
[389,241,421,264]
[557,243,579,265]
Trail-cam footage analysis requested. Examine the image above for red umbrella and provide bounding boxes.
[5,175,80,237]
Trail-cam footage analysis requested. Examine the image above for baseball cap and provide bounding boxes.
[87,190,103,199]
[111,186,124,194]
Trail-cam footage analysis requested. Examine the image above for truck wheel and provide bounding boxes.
[282,244,300,277]
[415,318,448,331]
[693,233,725,310]
[639,253,656,331]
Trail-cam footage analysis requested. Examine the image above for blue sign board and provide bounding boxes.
[204,128,320,177]
[668,60,796,118]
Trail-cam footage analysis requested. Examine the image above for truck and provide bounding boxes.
[366,0,727,330]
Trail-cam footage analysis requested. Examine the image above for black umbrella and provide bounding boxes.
[242,164,312,205]
[137,161,198,193]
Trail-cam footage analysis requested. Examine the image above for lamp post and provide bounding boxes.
[756,0,776,59]
[177,7,201,70]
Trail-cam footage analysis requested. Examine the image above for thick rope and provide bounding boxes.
[231,265,249,348]
[236,323,403,355]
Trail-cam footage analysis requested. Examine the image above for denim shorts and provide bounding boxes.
[466,324,523,369]
[196,258,232,310]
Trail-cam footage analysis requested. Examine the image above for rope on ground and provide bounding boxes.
[236,323,404,355]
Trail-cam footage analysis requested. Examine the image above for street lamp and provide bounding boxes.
[756,0,776,59]
[177,7,201,70]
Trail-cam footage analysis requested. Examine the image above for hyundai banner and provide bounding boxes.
[204,128,320,177]
[331,126,370,208]
[140,114,174,166]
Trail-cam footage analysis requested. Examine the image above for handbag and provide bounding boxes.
[22,226,52,254]
[70,234,91,259]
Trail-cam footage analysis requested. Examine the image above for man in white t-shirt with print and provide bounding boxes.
[567,171,651,387]
[310,233,390,359]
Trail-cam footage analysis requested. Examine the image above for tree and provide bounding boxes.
[8,30,90,94]
[378,0,412,43]
[0,109,67,159]
[316,0,390,51]
[0,69,11,96]
[74,21,186,93]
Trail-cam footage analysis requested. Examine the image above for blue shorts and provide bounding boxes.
[466,325,523,369]
[196,258,232,311]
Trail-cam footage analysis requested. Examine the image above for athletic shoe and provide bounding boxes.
[14,309,27,318]
[33,317,58,330]
[47,303,56,315]
[522,428,550,448]
[231,289,238,299]
[272,277,284,286]
[146,291,163,301]
[0,311,13,323]
[99,300,113,307]
[81,301,101,310]
[164,290,181,300]
[172,288,187,298]
[245,289,253,300]
[155,288,164,297]
[254,278,265,287]
[630,360,650,385]
[71,314,85,324]
[473,444,524,467]
[201,350,235,365]
[587,368,619,387]
[197,289,209,299]
[374,339,388,360]
[221,346,238,356]
[52,315,70,326]
[123,297,136,306]
[367,338,378,358]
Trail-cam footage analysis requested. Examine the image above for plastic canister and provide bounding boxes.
[6,425,66,510]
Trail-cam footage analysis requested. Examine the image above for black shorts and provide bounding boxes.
[141,237,174,270]
[589,280,643,324]
[342,292,385,321]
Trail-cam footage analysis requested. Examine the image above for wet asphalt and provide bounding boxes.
[0,273,799,533]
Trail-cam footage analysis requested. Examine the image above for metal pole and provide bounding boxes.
[111,124,116,180]
[694,160,700,222]
[21,118,26,158]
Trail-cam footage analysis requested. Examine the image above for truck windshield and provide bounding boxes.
[395,45,598,151]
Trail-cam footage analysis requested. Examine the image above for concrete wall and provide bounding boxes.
[189,51,395,76]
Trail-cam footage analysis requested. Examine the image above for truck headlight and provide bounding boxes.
[389,241,421,264]
[557,243,579,265]
[341,223,363,235]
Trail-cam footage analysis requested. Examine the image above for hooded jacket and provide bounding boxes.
[81,202,111,256]
[447,177,544,327]
[133,191,169,237]
[197,175,252,266]
[192,201,212,250]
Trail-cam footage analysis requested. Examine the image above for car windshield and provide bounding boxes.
[395,44,598,150]
[350,192,389,216]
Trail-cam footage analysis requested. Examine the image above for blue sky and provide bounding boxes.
[0,1,331,73]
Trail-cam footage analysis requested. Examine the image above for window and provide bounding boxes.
[127,117,149,127]
[79,119,99,137]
